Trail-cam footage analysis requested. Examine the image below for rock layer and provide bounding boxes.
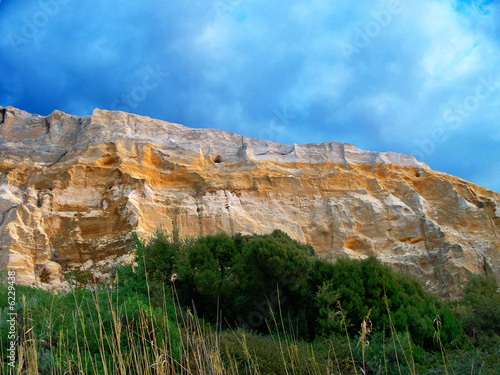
[0,106,499,296]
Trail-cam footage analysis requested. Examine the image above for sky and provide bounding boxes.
[0,0,499,192]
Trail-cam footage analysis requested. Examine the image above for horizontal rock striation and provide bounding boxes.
[0,106,499,296]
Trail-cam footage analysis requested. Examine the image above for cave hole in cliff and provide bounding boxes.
[213,155,223,163]
[476,201,485,208]
[415,170,422,177]
[0,108,5,124]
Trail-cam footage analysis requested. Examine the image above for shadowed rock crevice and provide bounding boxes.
[46,150,68,168]
[0,206,18,228]
[45,118,51,134]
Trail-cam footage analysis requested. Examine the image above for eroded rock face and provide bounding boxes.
[0,106,499,296]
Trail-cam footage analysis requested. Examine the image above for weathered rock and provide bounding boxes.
[0,106,499,297]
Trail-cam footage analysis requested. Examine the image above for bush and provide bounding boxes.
[459,274,500,348]
[135,228,464,350]
[174,230,317,337]
[310,256,463,350]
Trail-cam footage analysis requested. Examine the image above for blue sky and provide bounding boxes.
[0,0,499,192]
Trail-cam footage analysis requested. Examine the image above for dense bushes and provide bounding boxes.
[126,228,466,351]
[453,274,500,349]
[1,228,499,374]
[125,229,318,337]
[310,257,463,349]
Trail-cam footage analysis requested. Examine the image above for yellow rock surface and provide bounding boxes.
[1,106,499,296]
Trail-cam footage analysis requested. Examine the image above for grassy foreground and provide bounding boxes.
[1,230,499,374]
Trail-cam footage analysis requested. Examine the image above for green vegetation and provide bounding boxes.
[1,228,499,374]
[0,270,181,374]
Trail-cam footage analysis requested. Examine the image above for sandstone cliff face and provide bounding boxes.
[0,106,499,296]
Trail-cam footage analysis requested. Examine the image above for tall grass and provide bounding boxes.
[1,274,498,374]
[0,280,362,374]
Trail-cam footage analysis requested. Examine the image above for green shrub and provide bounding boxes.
[310,256,463,350]
[134,228,464,350]
[134,229,318,337]
[459,274,500,348]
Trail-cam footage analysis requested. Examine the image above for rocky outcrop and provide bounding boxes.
[0,106,499,296]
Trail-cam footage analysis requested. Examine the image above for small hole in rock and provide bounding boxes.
[213,155,223,163]
[476,201,485,208]
[415,171,421,177]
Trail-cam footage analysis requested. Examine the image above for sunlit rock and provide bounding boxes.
[1,106,499,297]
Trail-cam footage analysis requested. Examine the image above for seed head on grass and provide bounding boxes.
[357,309,372,375]
[357,310,372,349]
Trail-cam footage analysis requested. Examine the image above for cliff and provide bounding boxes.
[1,106,499,296]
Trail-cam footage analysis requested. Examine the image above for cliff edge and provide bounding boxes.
[1,106,499,296]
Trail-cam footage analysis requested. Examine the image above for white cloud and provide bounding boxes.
[1,0,499,191]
